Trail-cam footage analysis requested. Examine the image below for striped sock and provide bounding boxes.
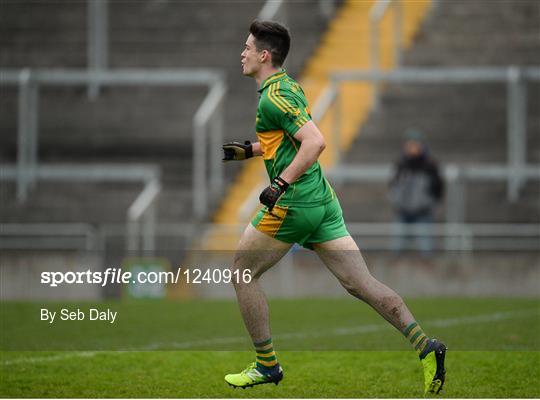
[403,322,430,356]
[254,338,278,370]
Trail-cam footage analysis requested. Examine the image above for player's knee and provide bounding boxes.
[345,286,367,301]
[340,272,380,301]
[230,265,245,285]
[229,264,258,288]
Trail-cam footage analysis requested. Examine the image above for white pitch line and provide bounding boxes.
[135,308,539,350]
[1,351,96,366]
[2,308,538,365]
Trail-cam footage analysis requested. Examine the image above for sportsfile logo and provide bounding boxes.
[40,267,252,287]
[41,268,137,287]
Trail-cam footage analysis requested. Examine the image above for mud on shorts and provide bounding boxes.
[251,197,350,249]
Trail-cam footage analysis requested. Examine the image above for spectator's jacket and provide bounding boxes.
[388,153,444,216]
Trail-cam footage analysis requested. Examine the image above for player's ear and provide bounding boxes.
[260,49,270,64]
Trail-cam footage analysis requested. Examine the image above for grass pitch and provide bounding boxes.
[1,297,539,398]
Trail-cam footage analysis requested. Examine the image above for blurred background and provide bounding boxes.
[1,0,539,302]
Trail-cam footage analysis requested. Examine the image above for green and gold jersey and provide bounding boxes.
[255,70,334,207]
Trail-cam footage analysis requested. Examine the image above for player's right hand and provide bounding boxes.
[222,141,253,161]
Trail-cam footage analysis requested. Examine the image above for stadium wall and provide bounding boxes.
[190,251,539,298]
[1,251,102,300]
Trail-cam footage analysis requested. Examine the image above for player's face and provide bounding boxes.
[241,34,262,77]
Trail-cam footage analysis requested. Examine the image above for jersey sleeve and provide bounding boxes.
[264,85,312,136]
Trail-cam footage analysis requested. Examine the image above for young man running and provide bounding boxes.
[222,20,446,395]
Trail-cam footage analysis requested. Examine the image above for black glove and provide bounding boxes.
[222,140,253,161]
[259,176,289,212]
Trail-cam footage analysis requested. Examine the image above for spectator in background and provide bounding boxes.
[389,129,444,258]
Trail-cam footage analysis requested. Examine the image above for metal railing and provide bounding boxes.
[326,163,540,250]
[258,0,338,25]
[193,80,227,217]
[0,68,226,218]
[0,163,161,253]
[2,220,538,252]
[369,0,403,107]
[259,0,287,22]
[126,178,161,253]
[87,0,108,98]
[311,66,540,201]
[232,219,537,251]
[0,223,99,251]
[85,0,337,97]
[84,0,338,95]
[344,222,540,251]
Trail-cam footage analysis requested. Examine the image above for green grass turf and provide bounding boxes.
[1,298,539,397]
[1,351,539,398]
[2,298,539,351]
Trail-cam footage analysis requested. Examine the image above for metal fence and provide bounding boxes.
[0,68,226,219]
[311,66,540,202]
[2,219,538,253]
[369,0,404,102]
[0,163,161,253]
[87,0,108,98]
[85,0,337,95]
[326,163,540,249]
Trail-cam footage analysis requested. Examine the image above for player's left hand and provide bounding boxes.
[259,177,289,212]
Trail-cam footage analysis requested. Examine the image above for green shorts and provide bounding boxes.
[251,197,350,249]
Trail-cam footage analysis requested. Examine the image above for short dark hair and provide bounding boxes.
[249,20,290,67]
